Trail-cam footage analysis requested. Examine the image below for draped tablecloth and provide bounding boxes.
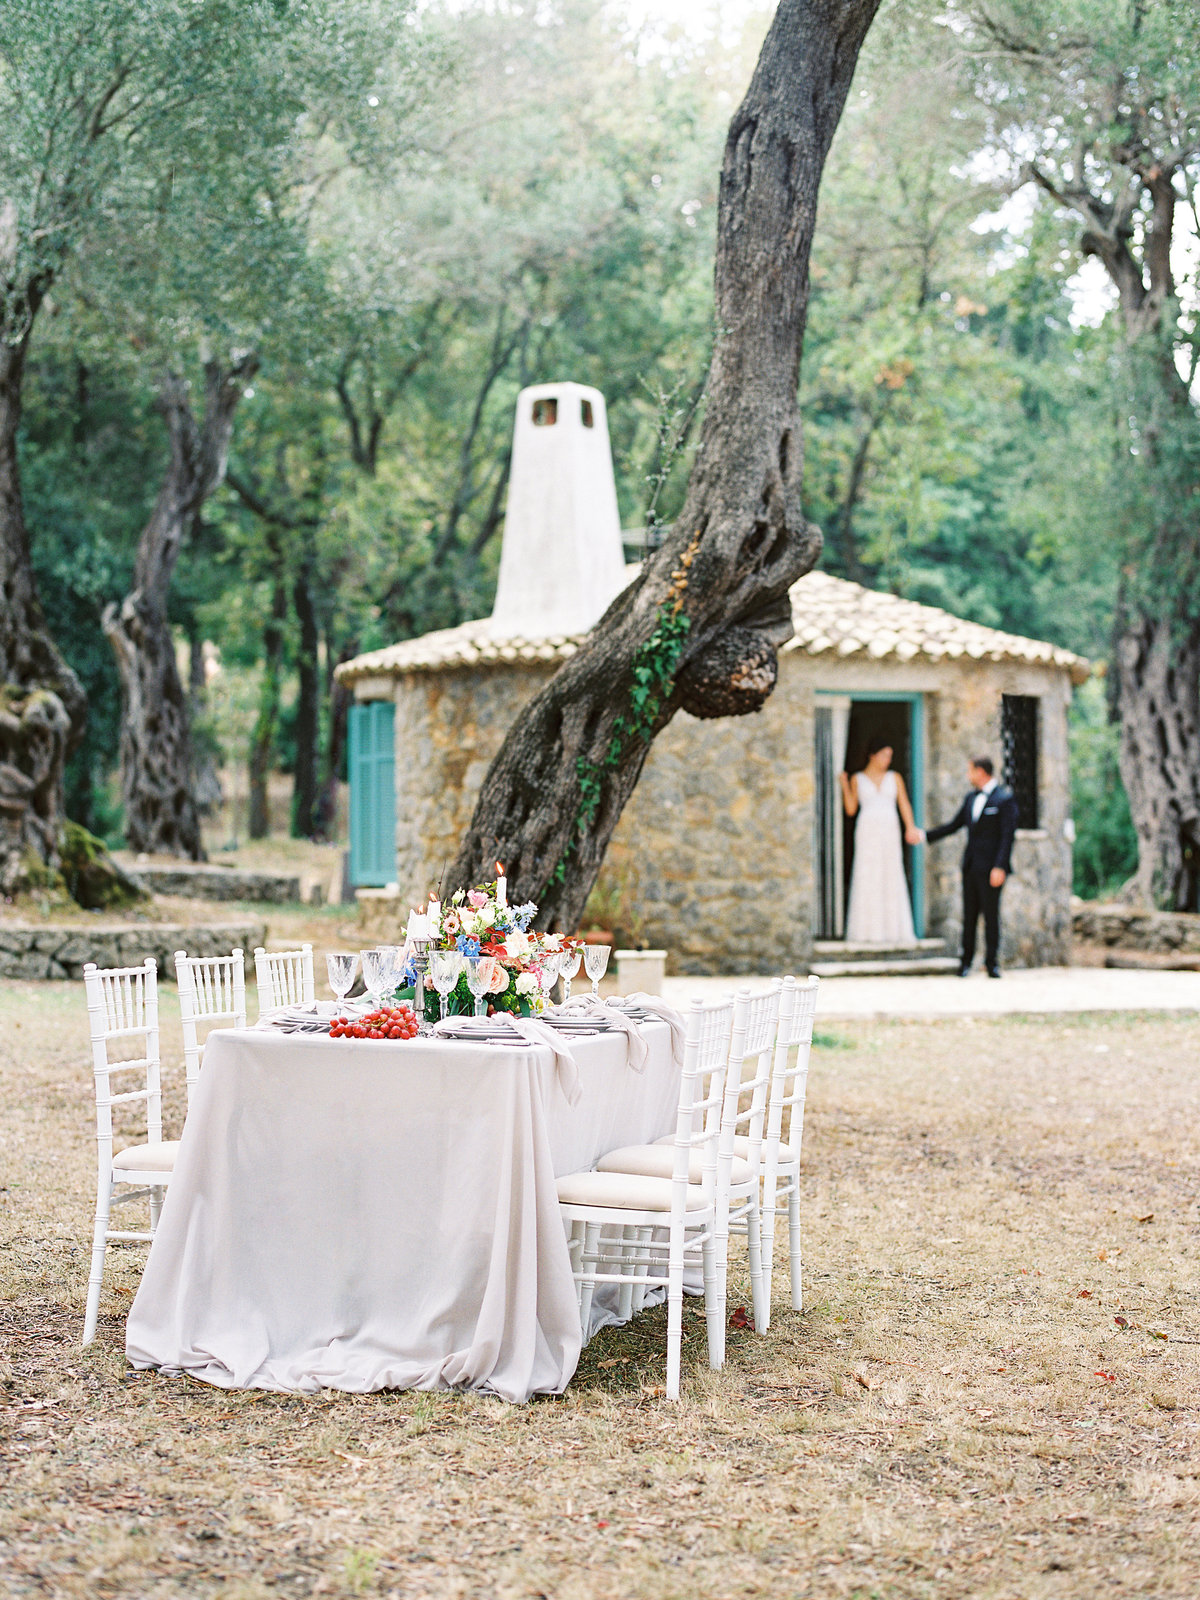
[125,1020,677,1402]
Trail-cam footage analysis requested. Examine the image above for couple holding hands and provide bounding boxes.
[839,741,1018,977]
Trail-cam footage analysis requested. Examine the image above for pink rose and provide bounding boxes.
[467,890,489,909]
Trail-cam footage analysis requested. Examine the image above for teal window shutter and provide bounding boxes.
[348,701,396,887]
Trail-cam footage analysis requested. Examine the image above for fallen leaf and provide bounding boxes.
[1094,1371,1116,1383]
[598,1357,630,1369]
[1114,1316,1129,1329]
[729,1307,754,1331]
[1149,1329,1169,1342]
[1077,1289,1093,1299]
[851,1371,878,1392]
[1136,1213,1155,1224]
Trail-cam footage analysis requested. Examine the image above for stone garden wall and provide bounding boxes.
[0,921,267,981]
[1072,902,1200,954]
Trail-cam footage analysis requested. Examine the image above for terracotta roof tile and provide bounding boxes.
[336,568,1090,685]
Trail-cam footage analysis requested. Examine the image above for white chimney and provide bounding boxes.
[489,381,628,639]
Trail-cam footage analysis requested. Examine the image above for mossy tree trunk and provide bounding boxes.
[0,324,87,895]
[450,0,881,926]
[104,357,257,859]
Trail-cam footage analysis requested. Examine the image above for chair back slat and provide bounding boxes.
[719,983,783,1179]
[254,944,315,1016]
[83,959,162,1153]
[766,975,820,1150]
[666,997,734,1202]
[176,948,247,1100]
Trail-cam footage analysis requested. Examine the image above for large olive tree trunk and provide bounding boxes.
[0,326,87,894]
[450,0,881,924]
[1025,151,1200,910]
[104,356,257,859]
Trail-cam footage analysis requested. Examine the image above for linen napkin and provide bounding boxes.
[553,994,650,1073]
[611,992,687,1072]
[254,1002,345,1034]
[433,1014,582,1106]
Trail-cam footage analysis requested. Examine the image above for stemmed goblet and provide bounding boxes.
[536,951,563,1012]
[583,942,610,997]
[464,955,499,1019]
[429,949,463,1023]
[326,952,358,1007]
[361,948,391,1009]
[559,947,582,1003]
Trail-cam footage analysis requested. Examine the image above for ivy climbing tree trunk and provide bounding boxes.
[104,356,257,859]
[449,0,881,925]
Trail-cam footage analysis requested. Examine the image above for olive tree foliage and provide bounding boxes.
[0,0,431,872]
[0,1,288,886]
[950,0,1200,908]
[221,0,725,839]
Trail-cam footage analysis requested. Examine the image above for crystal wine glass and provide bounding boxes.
[429,949,463,1023]
[536,951,562,1012]
[361,948,390,1008]
[583,942,610,997]
[559,947,582,1003]
[464,955,492,1018]
[326,951,358,1006]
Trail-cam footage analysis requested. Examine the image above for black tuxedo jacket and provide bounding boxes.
[926,784,1018,875]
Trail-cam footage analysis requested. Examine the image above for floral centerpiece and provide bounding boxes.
[404,874,572,1022]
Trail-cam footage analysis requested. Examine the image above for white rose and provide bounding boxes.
[514,971,539,996]
[543,932,563,952]
[504,931,531,958]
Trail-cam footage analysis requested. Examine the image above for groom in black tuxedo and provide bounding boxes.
[923,757,1019,978]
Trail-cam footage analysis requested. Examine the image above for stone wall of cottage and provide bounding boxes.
[384,650,1075,972]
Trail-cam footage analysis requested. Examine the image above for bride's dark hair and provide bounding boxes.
[865,734,892,759]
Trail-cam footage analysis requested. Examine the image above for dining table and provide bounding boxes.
[125,1013,680,1403]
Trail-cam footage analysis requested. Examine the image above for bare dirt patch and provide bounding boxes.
[2,987,1198,1598]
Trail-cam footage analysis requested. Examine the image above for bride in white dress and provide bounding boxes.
[839,738,922,944]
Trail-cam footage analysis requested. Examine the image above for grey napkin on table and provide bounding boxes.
[554,994,650,1073]
[610,992,687,1071]
[433,1014,582,1106]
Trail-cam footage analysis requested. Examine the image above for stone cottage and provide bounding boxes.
[337,382,1089,974]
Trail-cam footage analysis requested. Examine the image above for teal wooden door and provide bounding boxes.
[348,701,396,887]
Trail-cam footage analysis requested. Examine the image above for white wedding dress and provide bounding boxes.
[844,769,915,944]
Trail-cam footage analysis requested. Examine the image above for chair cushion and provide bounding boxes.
[556,1170,710,1212]
[112,1141,179,1175]
[653,1133,800,1165]
[597,1144,752,1186]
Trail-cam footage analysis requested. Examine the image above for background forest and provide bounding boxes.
[13,0,1182,899]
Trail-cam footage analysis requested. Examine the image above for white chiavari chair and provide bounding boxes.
[253,943,314,1016]
[760,974,819,1324]
[600,983,783,1356]
[557,996,734,1400]
[176,948,247,1102]
[82,959,176,1346]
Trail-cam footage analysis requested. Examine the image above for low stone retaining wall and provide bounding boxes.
[1072,900,1200,954]
[121,863,302,904]
[0,921,267,981]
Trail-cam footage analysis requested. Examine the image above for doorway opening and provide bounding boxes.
[813,691,925,940]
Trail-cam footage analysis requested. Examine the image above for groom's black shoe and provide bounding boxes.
[959,964,971,977]
[987,966,1001,979]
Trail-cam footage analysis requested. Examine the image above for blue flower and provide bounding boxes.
[455,934,481,958]
[512,902,538,932]
[401,958,418,987]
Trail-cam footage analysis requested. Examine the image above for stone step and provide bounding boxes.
[810,956,962,979]
[118,861,303,904]
[812,938,947,963]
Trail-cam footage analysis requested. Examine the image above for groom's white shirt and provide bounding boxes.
[971,777,998,823]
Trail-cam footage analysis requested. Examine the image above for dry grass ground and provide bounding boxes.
[2,983,1198,1600]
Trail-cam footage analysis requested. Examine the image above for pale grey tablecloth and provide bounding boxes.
[125,1020,677,1402]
